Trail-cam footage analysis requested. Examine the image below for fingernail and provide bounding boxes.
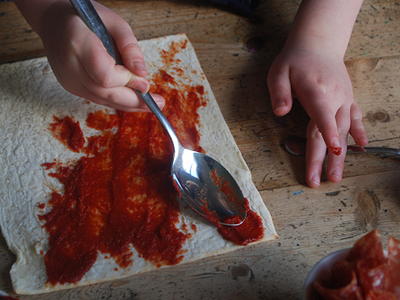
[330,168,342,180]
[155,100,165,109]
[310,173,320,186]
[360,134,369,145]
[332,137,341,148]
[136,82,150,94]
[273,101,286,113]
[133,61,147,72]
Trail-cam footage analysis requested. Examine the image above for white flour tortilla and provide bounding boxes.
[0,34,277,294]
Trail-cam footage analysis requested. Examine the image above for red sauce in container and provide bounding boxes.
[0,296,19,300]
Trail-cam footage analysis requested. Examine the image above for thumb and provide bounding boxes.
[267,66,293,116]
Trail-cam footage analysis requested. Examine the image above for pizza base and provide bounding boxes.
[0,34,277,294]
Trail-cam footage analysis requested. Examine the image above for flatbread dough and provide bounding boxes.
[0,34,277,294]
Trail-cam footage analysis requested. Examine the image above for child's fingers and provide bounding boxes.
[267,65,293,116]
[88,2,149,92]
[298,88,341,150]
[78,32,151,95]
[350,103,368,146]
[74,76,165,112]
[108,20,149,78]
[70,36,161,110]
[305,121,327,188]
[325,106,350,183]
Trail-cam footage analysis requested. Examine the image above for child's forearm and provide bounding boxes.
[287,0,364,58]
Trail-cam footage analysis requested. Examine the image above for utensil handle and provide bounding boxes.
[135,90,181,149]
[284,136,400,157]
[347,145,400,156]
[69,0,182,150]
[70,0,116,61]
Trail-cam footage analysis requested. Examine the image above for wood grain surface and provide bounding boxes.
[0,0,399,299]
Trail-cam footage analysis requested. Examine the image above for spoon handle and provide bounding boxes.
[135,90,182,149]
[347,145,400,156]
[69,0,182,150]
[69,0,115,59]
[284,136,400,157]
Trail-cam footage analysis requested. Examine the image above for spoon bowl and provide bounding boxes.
[173,147,246,226]
[70,0,247,226]
[135,90,247,226]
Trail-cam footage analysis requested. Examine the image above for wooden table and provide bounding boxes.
[1,1,399,299]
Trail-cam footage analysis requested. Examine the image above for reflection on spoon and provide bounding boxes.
[172,149,247,226]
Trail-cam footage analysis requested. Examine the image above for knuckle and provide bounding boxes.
[312,130,323,141]
[308,126,323,141]
[104,90,120,105]
[96,72,115,89]
[121,42,143,60]
[123,42,140,52]
[338,128,349,136]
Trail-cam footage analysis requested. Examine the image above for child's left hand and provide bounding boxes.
[268,43,368,187]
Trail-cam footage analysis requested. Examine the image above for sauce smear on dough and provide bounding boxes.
[206,169,264,245]
[218,199,264,245]
[49,116,85,152]
[40,39,264,285]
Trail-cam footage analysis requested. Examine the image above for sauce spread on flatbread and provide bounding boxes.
[39,40,265,285]
[218,199,264,245]
[207,169,264,245]
[49,116,85,152]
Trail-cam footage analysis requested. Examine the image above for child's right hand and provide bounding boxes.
[17,0,165,112]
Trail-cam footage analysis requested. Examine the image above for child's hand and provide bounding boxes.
[267,0,367,188]
[268,45,368,187]
[29,1,165,112]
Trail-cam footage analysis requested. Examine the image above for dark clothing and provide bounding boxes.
[209,0,260,16]
[1,0,260,16]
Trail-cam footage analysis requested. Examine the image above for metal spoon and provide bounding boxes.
[69,0,246,226]
[283,135,400,157]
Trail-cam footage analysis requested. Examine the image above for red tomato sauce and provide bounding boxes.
[0,296,19,300]
[204,198,264,246]
[210,169,246,217]
[207,169,264,245]
[41,162,56,170]
[219,207,264,245]
[329,146,342,156]
[49,116,85,152]
[314,230,400,300]
[39,39,264,285]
